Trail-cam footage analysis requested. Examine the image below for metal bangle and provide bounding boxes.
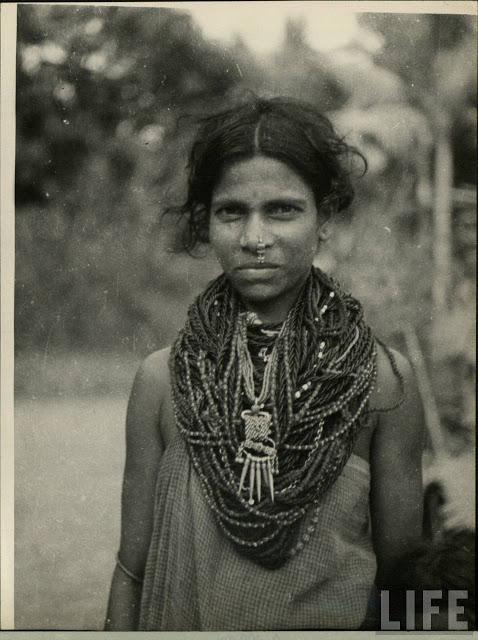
[116,553,144,584]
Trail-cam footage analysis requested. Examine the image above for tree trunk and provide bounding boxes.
[432,122,453,315]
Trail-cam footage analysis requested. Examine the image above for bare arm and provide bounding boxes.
[370,345,425,589]
[104,350,167,630]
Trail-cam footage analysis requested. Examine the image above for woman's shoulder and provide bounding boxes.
[136,346,171,387]
[371,341,413,413]
[126,347,174,450]
[140,346,171,376]
[370,340,423,453]
[129,346,172,415]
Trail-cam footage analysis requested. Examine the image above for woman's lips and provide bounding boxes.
[236,263,280,270]
[235,264,280,279]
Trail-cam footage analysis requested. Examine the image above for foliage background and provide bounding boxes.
[14,4,476,630]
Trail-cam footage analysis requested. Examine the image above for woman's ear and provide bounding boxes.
[318,221,331,242]
[193,204,210,243]
[317,195,335,242]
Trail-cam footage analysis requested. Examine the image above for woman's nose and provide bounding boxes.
[240,212,269,250]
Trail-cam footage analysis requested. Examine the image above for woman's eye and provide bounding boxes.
[214,206,244,219]
[268,203,300,217]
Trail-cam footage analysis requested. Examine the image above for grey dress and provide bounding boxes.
[138,378,377,631]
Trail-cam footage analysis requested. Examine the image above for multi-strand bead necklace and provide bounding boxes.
[169,267,377,569]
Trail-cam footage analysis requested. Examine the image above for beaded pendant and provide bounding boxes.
[235,407,278,504]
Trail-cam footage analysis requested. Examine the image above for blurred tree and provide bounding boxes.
[323,43,406,109]
[359,13,477,315]
[15,4,244,352]
[16,5,240,205]
[359,13,476,455]
[270,17,347,110]
[240,17,348,112]
[15,5,476,376]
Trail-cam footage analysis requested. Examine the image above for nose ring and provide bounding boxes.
[256,237,266,263]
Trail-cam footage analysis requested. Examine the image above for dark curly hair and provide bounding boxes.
[171,96,367,251]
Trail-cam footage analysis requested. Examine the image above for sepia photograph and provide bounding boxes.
[4,0,476,633]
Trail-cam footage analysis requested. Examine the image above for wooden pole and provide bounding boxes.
[403,323,446,456]
[432,123,453,315]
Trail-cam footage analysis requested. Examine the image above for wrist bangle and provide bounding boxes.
[116,553,144,584]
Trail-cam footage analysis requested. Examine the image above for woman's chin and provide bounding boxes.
[235,281,281,304]
[226,267,310,318]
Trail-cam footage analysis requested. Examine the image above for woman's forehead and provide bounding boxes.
[212,156,314,200]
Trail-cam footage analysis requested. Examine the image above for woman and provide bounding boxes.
[105,97,424,631]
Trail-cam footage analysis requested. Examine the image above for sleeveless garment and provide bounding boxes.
[138,361,377,631]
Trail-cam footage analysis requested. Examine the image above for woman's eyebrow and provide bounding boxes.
[265,197,307,207]
[211,198,246,208]
[212,196,307,208]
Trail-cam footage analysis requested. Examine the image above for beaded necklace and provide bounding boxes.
[169,267,378,569]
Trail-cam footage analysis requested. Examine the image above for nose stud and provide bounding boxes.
[256,237,266,263]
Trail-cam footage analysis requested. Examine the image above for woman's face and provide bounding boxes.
[209,155,324,323]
